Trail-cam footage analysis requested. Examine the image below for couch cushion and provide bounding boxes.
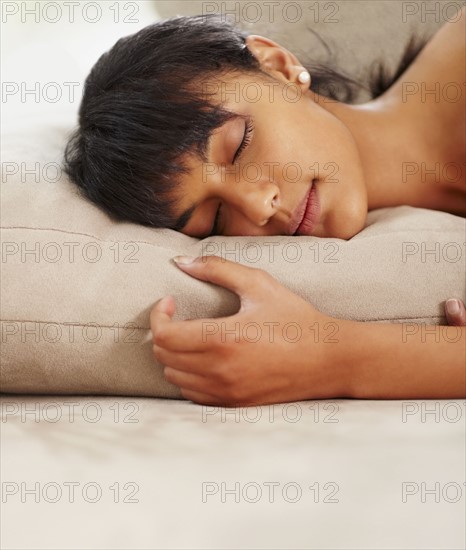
[1,123,465,397]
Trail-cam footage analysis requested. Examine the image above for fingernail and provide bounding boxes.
[172,255,196,265]
[446,299,460,316]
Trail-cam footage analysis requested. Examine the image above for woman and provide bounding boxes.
[64,11,466,406]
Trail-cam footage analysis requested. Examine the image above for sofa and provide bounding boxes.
[1,1,465,548]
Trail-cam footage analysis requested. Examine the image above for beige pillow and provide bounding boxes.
[1,123,465,398]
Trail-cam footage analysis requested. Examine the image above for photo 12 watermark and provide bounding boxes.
[401,241,465,263]
[401,2,465,24]
[402,81,465,103]
[199,318,340,345]
[201,480,340,503]
[402,481,465,503]
[201,401,341,423]
[1,82,82,104]
[1,400,140,423]
[1,321,146,345]
[2,240,140,264]
[199,241,341,264]
[401,401,465,423]
[2,161,63,183]
[1,1,141,24]
[200,160,340,185]
[401,161,465,185]
[201,1,340,25]
[2,481,140,503]
[401,323,463,343]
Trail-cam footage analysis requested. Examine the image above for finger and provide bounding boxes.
[150,291,249,352]
[171,255,273,303]
[152,314,232,352]
[163,366,213,395]
[180,388,224,406]
[150,296,199,351]
[150,295,210,352]
[445,299,466,326]
[152,342,230,378]
[150,295,175,338]
[153,343,205,371]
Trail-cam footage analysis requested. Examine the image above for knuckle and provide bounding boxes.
[207,331,223,351]
[152,343,166,362]
[252,266,274,286]
[203,254,222,274]
[223,383,245,405]
[163,366,176,382]
[208,331,235,355]
[153,328,168,346]
[214,339,236,362]
[215,362,235,385]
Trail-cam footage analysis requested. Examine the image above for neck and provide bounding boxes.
[310,91,410,211]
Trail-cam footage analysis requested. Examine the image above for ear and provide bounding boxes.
[245,34,311,87]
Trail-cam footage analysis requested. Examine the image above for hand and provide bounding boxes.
[445,299,466,326]
[150,255,345,407]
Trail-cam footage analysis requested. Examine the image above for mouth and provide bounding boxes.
[289,180,321,236]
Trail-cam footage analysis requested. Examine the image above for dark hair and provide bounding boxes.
[63,14,429,231]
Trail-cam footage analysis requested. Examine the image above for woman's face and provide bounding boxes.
[173,35,368,240]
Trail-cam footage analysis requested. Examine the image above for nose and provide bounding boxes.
[221,176,281,227]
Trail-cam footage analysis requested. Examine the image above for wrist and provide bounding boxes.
[321,316,360,398]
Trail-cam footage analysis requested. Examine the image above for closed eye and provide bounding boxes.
[233,117,254,163]
[209,117,254,236]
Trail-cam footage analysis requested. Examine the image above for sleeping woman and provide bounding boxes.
[63,10,466,406]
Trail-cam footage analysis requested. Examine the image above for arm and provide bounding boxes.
[151,255,466,405]
[333,319,465,399]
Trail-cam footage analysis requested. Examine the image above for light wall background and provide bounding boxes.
[1,1,161,132]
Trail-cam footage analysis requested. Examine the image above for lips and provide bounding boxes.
[295,184,320,236]
[289,181,320,236]
[289,185,312,236]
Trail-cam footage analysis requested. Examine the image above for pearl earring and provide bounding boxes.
[298,70,310,84]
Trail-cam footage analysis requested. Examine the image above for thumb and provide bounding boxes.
[171,255,269,299]
[150,295,175,335]
[445,299,466,326]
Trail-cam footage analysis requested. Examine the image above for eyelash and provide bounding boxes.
[233,118,254,163]
[210,118,254,235]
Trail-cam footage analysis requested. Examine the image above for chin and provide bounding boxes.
[322,197,368,240]
[310,168,368,239]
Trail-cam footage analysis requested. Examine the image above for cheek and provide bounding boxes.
[223,212,265,237]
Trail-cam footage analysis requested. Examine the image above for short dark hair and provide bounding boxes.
[63,14,428,232]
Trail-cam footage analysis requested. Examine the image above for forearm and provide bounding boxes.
[332,320,466,399]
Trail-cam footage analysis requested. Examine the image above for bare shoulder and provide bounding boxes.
[377,7,465,213]
[395,5,465,89]
[383,7,465,198]
[382,5,465,106]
